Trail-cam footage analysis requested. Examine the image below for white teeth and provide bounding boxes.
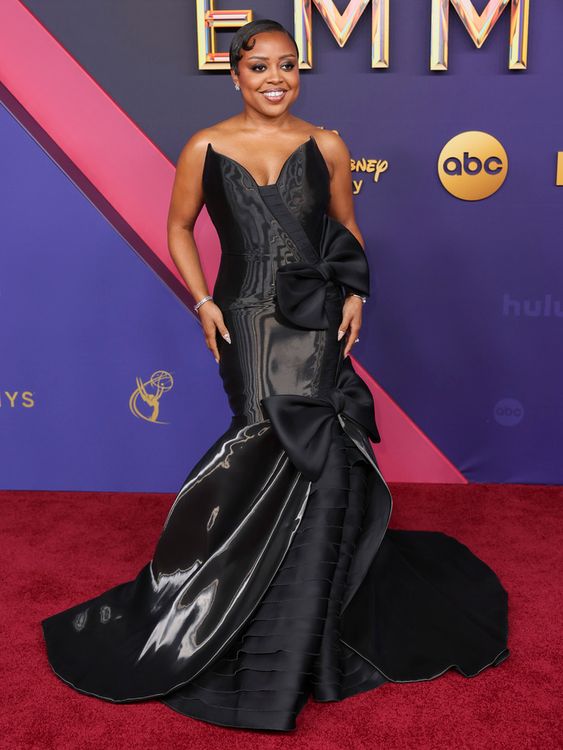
[263,90,285,98]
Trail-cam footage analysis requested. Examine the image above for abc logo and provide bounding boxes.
[438,131,508,200]
[494,398,524,427]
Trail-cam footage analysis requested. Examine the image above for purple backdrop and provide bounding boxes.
[1,0,562,488]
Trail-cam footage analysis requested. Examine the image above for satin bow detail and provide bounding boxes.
[275,214,371,330]
[260,357,381,482]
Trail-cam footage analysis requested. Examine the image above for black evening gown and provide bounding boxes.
[41,134,509,732]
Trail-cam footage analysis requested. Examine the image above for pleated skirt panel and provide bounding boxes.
[161,428,387,731]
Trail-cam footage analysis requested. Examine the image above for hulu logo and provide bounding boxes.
[502,293,563,318]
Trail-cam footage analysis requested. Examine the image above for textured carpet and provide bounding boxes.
[1,482,561,749]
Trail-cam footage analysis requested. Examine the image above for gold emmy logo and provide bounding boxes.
[129,370,174,424]
[556,152,563,186]
[438,131,508,200]
[196,0,530,71]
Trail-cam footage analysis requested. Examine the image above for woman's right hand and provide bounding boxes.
[197,301,231,363]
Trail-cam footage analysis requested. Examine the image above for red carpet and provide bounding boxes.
[1,483,560,749]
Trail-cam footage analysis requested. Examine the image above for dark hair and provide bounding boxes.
[229,19,299,75]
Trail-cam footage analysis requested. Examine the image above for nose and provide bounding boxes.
[266,72,283,84]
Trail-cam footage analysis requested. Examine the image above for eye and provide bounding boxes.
[281,62,295,70]
[251,64,266,72]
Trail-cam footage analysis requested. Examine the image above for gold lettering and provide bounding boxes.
[5,392,18,407]
[195,2,531,71]
[22,392,35,407]
[294,0,389,68]
[376,160,389,180]
[556,153,563,187]
[196,0,253,70]
[351,157,389,183]
[354,157,368,172]
[431,0,530,70]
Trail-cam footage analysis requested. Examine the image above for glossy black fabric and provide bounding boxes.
[41,134,509,732]
[274,211,371,329]
[261,356,381,481]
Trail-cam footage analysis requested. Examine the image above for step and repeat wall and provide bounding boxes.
[1,0,561,489]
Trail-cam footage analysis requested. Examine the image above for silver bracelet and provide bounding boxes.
[348,292,368,304]
[194,294,213,313]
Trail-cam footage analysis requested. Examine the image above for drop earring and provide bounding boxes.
[234,82,240,91]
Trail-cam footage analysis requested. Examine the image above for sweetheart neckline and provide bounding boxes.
[206,135,327,189]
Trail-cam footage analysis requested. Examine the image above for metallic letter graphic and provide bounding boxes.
[430,0,530,70]
[196,0,253,69]
[293,0,389,69]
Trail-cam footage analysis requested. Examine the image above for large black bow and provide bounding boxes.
[260,357,381,482]
[275,214,371,330]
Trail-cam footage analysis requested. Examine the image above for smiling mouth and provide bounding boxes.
[260,90,287,102]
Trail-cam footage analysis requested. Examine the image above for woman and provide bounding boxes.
[42,19,509,732]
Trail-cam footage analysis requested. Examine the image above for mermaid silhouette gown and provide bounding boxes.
[41,134,509,732]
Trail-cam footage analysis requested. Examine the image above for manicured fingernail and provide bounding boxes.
[337,330,345,341]
[215,357,219,363]
[223,333,231,343]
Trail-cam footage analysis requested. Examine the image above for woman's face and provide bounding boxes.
[231,31,300,115]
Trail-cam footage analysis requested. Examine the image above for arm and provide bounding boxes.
[317,130,366,358]
[167,133,231,363]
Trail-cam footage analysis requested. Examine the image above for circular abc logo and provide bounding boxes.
[438,131,508,200]
[494,398,524,427]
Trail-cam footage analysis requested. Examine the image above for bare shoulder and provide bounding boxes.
[175,118,240,168]
[313,127,350,160]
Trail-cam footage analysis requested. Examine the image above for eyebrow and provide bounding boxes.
[247,53,297,60]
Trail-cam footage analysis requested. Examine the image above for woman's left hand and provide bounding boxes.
[338,294,363,358]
